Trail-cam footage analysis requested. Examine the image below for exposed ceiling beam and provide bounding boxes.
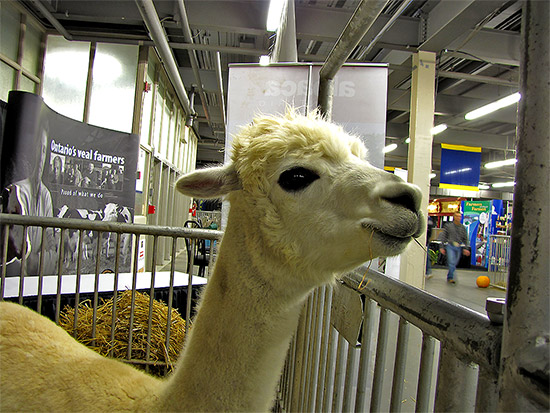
[419,0,505,52]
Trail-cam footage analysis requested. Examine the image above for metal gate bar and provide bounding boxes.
[278,266,503,412]
[0,213,222,374]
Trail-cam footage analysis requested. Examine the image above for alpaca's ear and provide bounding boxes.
[176,164,242,199]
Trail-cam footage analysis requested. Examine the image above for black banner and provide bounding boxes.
[1,91,138,276]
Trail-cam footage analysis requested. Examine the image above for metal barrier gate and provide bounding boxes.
[487,235,511,289]
[276,268,503,412]
[1,213,222,374]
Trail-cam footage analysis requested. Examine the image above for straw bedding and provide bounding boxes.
[59,290,186,375]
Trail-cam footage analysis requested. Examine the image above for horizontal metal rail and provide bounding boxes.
[1,213,220,376]
[0,213,223,240]
[342,266,502,374]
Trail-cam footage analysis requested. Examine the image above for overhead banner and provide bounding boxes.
[0,91,139,276]
[439,143,481,191]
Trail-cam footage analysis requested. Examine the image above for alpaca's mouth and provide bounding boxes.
[361,217,422,244]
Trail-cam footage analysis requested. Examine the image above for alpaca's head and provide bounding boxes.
[177,110,424,284]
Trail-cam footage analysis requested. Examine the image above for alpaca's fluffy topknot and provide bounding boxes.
[230,109,367,193]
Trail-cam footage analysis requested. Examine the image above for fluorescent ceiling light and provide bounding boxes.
[465,92,521,120]
[266,0,286,32]
[383,143,398,153]
[430,124,447,135]
[485,158,517,169]
[492,181,515,188]
[259,55,270,66]
[444,167,472,176]
[405,137,410,144]
[429,173,436,179]
[478,184,490,190]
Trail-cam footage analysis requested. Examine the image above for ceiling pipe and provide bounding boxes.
[272,0,298,63]
[175,0,212,127]
[29,0,73,40]
[135,0,194,119]
[356,0,414,60]
[438,70,517,87]
[214,51,227,132]
[318,0,389,118]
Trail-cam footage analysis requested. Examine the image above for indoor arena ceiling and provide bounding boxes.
[20,0,523,194]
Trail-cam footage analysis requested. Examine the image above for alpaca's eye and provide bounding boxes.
[278,167,320,192]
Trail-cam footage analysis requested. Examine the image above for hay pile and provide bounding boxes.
[59,290,186,375]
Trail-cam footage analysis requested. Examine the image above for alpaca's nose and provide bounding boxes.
[376,180,422,213]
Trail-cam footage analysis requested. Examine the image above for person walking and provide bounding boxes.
[425,216,434,278]
[439,211,470,283]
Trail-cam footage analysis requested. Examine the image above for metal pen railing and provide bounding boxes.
[0,213,222,374]
[277,266,503,412]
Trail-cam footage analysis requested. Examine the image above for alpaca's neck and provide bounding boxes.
[159,208,311,412]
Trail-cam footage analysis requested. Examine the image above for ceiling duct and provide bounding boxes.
[29,0,73,40]
[175,0,212,129]
[318,0,389,117]
[135,0,194,119]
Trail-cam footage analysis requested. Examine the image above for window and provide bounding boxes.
[88,43,138,132]
[42,36,90,121]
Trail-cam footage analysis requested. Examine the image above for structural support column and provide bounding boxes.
[399,51,436,288]
[498,1,550,410]
[272,0,298,63]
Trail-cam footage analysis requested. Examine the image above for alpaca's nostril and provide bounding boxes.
[382,191,418,213]
[382,194,416,213]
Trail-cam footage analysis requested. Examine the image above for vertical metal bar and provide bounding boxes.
[415,333,436,412]
[290,304,309,411]
[185,238,193,332]
[435,343,478,412]
[315,285,333,410]
[187,238,196,276]
[322,325,338,410]
[145,235,157,374]
[109,233,121,358]
[72,229,84,336]
[342,340,359,412]
[331,334,348,412]
[91,230,102,346]
[165,236,178,370]
[1,225,10,299]
[355,298,376,413]
[286,336,297,411]
[298,294,314,412]
[475,367,499,412]
[127,234,139,360]
[18,226,29,304]
[499,1,550,410]
[370,307,390,412]
[306,286,326,412]
[54,228,65,323]
[389,317,410,412]
[305,288,321,412]
[36,227,47,313]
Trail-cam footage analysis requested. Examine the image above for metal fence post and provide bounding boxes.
[434,343,478,412]
[498,0,550,410]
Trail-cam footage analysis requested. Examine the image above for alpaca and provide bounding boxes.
[0,110,424,412]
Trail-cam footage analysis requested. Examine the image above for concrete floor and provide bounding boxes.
[424,267,506,316]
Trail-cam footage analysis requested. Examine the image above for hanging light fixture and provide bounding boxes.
[485,158,517,169]
[492,181,516,188]
[383,143,398,153]
[430,124,447,135]
[266,0,287,32]
[465,92,521,120]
